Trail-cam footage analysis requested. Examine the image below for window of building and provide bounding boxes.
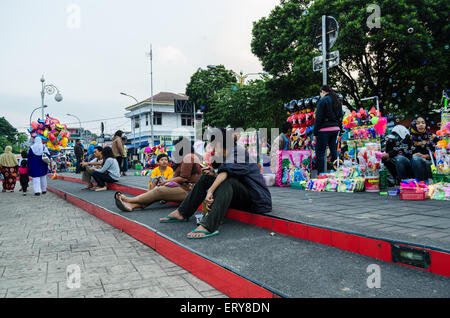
[145,113,149,126]
[134,116,140,129]
[153,112,162,126]
[181,114,193,126]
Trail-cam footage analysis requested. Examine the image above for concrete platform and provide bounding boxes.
[47,178,450,298]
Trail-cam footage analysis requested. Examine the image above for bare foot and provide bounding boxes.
[187,225,210,238]
[159,210,185,222]
[95,186,108,192]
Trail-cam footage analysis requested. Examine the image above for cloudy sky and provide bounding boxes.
[0,0,279,135]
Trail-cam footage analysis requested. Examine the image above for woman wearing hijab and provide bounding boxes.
[28,137,50,195]
[409,116,439,182]
[0,146,19,192]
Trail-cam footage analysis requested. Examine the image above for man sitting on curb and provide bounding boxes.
[160,128,272,239]
[80,146,103,190]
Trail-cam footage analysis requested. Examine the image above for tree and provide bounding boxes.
[185,65,237,125]
[0,117,28,153]
[207,79,286,132]
[251,0,450,117]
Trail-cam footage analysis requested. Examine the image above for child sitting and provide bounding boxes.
[148,153,173,191]
[18,159,29,196]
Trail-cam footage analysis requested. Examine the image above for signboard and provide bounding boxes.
[313,50,340,72]
[314,16,339,52]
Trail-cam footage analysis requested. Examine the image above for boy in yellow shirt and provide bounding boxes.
[148,153,173,190]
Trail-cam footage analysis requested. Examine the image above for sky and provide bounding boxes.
[0,0,280,135]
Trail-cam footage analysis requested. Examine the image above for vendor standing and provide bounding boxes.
[28,137,50,195]
[313,85,343,174]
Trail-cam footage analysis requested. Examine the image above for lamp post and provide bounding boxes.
[30,105,48,126]
[40,75,63,119]
[121,92,140,158]
[67,113,83,144]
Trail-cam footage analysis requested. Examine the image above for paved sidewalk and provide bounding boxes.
[0,190,226,298]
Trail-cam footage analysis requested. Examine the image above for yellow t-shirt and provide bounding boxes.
[149,166,174,186]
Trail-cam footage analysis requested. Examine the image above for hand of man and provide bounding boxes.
[313,136,317,144]
[202,166,216,177]
[204,191,214,211]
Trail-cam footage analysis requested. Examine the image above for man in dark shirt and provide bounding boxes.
[74,139,84,174]
[160,128,272,239]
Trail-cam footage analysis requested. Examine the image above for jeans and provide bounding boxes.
[315,131,339,174]
[178,174,252,233]
[91,171,118,187]
[75,158,82,173]
[122,157,128,172]
[394,155,412,181]
[411,155,432,182]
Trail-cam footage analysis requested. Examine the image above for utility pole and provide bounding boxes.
[149,45,154,147]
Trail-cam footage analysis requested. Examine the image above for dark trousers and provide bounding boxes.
[91,171,118,187]
[75,158,82,173]
[178,174,252,233]
[116,157,123,172]
[316,131,339,174]
[394,155,412,181]
[411,155,432,182]
[20,174,29,193]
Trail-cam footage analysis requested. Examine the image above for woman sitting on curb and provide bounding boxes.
[88,146,120,191]
[160,128,272,239]
[115,138,202,212]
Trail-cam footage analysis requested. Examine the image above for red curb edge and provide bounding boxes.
[47,184,284,298]
[51,175,450,277]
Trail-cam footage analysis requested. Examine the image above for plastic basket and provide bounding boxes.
[400,189,427,201]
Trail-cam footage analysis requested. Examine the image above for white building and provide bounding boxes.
[124,92,202,154]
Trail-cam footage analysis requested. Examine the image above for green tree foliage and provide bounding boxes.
[185,65,237,124]
[251,0,450,117]
[207,79,286,131]
[0,117,28,153]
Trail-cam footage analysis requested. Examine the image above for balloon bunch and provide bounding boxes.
[28,114,70,151]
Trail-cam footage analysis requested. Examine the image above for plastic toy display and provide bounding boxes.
[28,114,70,152]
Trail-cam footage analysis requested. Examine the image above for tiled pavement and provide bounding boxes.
[0,190,227,298]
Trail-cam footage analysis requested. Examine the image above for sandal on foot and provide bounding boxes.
[187,230,219,239]
[160,216,188,223]
[114,192,132,212]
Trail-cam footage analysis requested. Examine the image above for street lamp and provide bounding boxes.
[30,105,48,126]
[121,92,140,156]
[67,113,83,144]
[40,75,63,119]
[207,65,268,88]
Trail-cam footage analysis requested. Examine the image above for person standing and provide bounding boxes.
[74,139,84,174]
[0,146,19,192]
[121,136,128,176]
[313,85,343,174]
[111,130,125,173]
[28,137,50,195]
[18,159,29,196]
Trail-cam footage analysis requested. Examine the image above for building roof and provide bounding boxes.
[125,92,188,111]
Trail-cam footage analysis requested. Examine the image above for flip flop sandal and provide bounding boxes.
[187,230,220,239]
[160,216,189,223]
[114,192,132,212]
